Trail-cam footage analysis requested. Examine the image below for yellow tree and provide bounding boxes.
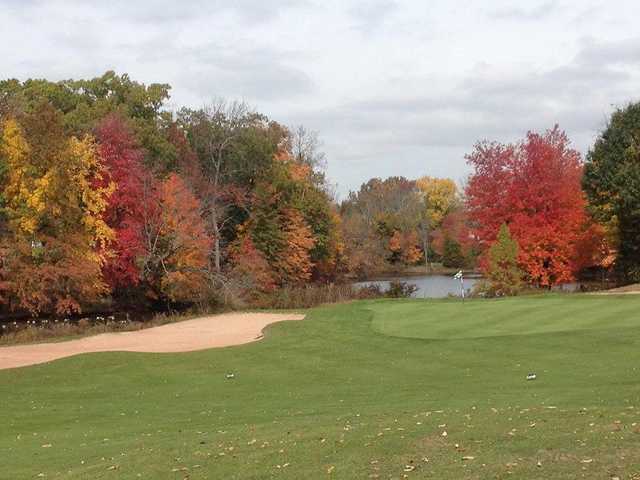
[415,176,458,271]
[0,105,114,315]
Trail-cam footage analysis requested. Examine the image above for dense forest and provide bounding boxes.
[0,72,637,316]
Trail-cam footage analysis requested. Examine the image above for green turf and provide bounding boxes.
[1,294,640,479]
[372,294,640,339]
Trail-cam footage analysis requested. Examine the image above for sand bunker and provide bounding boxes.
[590,283,640,295]
[0,312,305,370]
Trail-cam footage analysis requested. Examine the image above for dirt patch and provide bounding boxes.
[0,312,305,370]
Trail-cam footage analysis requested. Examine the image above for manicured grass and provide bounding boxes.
[1,294,640,479]
[372,294,640,339]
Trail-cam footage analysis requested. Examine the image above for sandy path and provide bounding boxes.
[0,312,305,370]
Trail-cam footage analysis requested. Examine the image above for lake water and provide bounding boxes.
[354,274,481,298]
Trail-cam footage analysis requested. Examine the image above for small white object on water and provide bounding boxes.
[225,373,235,379]
[526,373,537,381]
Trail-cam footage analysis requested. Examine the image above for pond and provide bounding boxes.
[354,274,482,298]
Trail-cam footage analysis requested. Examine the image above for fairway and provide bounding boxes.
[2,294,640,479]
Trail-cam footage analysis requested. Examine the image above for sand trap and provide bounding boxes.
[590,283,640,295]
[0,312,305,370]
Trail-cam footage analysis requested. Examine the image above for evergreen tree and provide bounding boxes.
[583,102,640,281]
[486,224,524,296]
[442,236,465,268]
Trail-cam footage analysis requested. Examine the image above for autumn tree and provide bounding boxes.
[340,210,388,278]
[279,149,343,282]
[583,102,640,281]
[466,126,600,286]
[277,208,316,283]
[139,173,212,305]
[95,113,148,290]
[0,105,113,314]
[415,176,458,271]
[388,230,422,265]
[177,102,279,274]
[227,233,276,304]
[241,163,317,285]
[432,209,478,267]
[341,177,420,276]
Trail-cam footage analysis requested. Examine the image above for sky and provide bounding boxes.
[3,0,640,197]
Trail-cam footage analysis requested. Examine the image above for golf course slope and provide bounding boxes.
[1,294,639,479]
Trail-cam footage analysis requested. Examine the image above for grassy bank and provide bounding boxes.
[1,294,640,478]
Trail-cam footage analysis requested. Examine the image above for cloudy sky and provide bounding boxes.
[3,0,640,196]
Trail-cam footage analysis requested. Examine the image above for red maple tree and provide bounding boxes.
[95,114,148,289]
[466,126,602,286]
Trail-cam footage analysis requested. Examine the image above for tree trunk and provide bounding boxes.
[211,206,221,273]
[421,222,430,273]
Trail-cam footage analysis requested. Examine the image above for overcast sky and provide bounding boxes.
[3,1,640,197]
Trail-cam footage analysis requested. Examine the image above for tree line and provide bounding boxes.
[0,72,342,315]
[0,71,638,316]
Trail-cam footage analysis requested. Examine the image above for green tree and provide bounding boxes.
[0,71,176,171]
[583,102,640,281]
[485,224,524,296]
[442,236,465,268]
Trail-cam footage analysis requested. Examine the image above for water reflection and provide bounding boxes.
[354,274,481,298]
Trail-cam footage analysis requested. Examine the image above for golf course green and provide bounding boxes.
[2,294,640,479]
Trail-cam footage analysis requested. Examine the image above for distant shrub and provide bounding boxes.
[385,281,418,298]
[357,283,384,298]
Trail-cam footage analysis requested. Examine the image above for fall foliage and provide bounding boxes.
[0,105,113,314]
[0,74,346,316]
[96,113,147,290]
[466,126,603,286]
[140,173,212,304]
[0,71,632,316]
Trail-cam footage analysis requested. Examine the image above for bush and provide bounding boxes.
[385,281,418,298]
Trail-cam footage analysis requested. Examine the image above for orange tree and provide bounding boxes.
[139,173,212,305]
